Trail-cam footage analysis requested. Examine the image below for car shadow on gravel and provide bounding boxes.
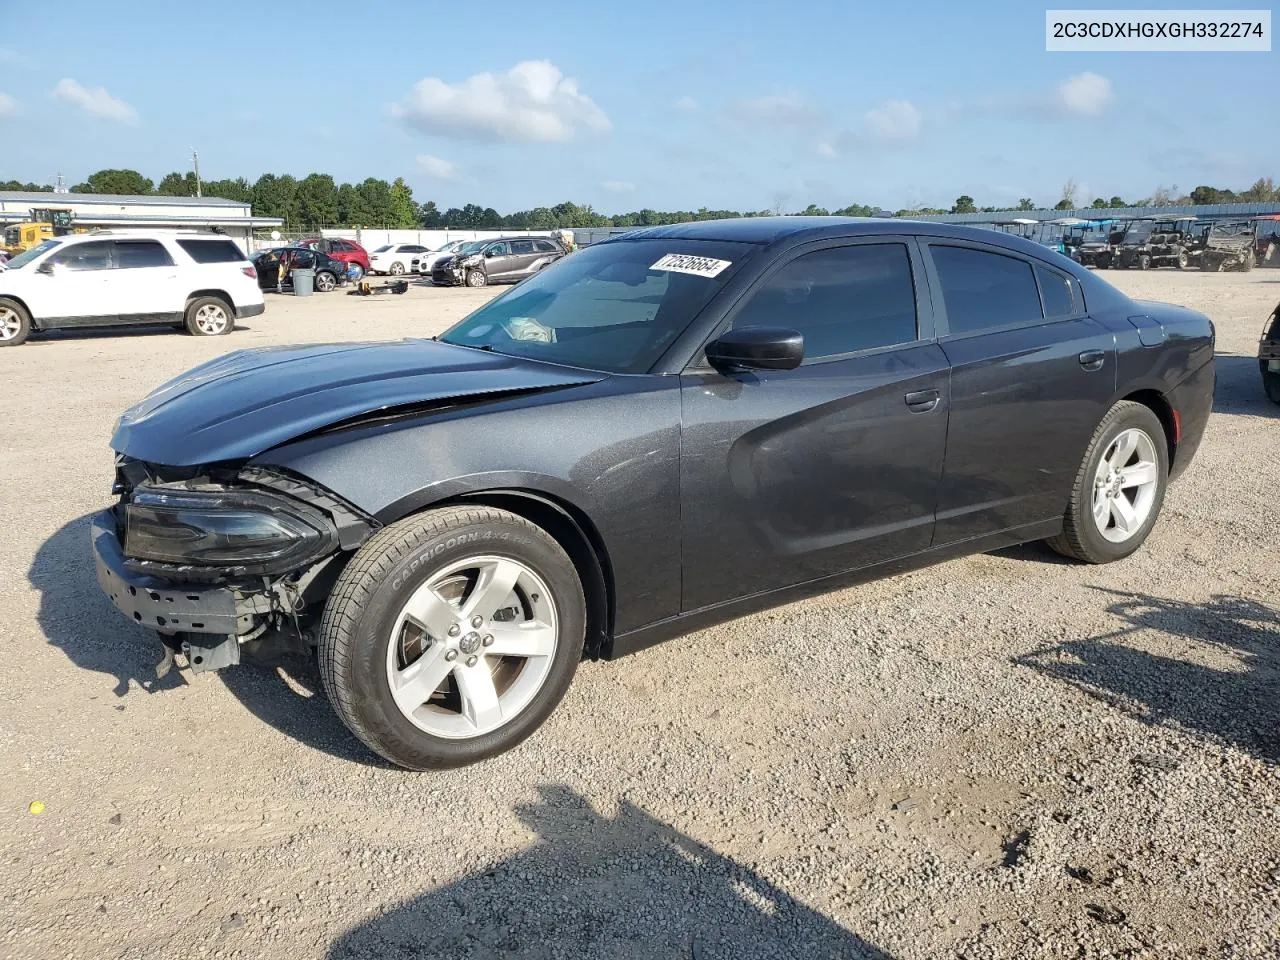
[325,784,894,960]
[1015,589,1280,763]
[31,513,387,765]
[1213,354,1278,419]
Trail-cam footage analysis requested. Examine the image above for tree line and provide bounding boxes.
[3,169,1277,228]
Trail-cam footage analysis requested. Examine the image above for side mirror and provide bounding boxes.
[36,260,55,275]
[706,326,804,371]
[484,249,496,258]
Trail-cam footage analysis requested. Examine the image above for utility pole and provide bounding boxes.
[191,148,202,198]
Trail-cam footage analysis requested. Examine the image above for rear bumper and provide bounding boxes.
[92,510,249,637]
[237,302,266,319]
[1168,356,1214,483]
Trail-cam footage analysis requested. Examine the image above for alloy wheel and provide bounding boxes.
[1091,428,1160,543]
[0,306,20,341]
[385,555,559,739]
[194,303,228,335]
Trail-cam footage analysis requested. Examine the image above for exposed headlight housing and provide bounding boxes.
[123,487,338,576]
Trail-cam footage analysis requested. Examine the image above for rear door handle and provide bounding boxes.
[904,389,941,413]
[1078,350,1106,371]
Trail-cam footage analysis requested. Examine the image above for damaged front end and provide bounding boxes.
[94,458,376,672]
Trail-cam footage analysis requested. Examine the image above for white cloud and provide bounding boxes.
[600,180,635,194]
[52,78,137,123]
[390,60,609,143]
[863,99,921,142]
[673,96,699,112]
[416,153,461,180]
[1057,72,1113,116]
[728,91,820,127]
[0,92,17,117]
[815,139,838,159]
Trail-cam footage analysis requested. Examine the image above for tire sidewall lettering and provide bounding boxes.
[390,529,515,591]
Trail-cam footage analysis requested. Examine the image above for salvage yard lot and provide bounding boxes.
[1,271,1277,959]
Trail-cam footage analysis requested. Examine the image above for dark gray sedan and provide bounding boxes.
[93,217,1214,769]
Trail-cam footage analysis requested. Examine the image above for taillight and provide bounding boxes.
[242,266,257,279]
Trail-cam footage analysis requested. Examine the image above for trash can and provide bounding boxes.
[292,268,315,297]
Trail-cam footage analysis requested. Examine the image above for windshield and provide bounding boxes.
[3,238,61,270]
[452,241,486,256]
[439,238,756,374]
[436,240,463,252]
[1122,223,1153,244]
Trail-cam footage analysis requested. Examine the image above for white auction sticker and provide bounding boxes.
[649,253,732,278]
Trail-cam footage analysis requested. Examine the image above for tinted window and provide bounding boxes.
[731,243,918,360]
[534,239,559,253]
[372,245,392,253]
[931,245,1043,336]
[1035,265,1076,319]
[51,241,112,271]
[177,239,245,264]
[113,240,174,268]
[510,239,536,254]
[401,245,427,253]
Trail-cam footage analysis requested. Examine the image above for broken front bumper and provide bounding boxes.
[91,510,280,673]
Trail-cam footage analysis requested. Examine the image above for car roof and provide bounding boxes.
[61,229,235,242]
[606,216,1088,261]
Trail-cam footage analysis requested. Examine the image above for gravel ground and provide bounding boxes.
[1,269,1277,960]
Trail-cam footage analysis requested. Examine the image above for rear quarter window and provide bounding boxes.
[177,239,248,264]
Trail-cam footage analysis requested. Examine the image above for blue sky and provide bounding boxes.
[0,0,1274,212]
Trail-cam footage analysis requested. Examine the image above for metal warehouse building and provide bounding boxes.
[0,191,283,251]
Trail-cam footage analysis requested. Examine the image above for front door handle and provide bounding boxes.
[904,389,940,413]
[1079,350,1106,371]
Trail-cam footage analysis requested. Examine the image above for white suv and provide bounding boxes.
[0,230,265,347]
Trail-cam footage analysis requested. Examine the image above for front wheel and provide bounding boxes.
[0,298,32,346]
[184,297,233,336]
[1176,250,1188,269]
[1138,255,1151,270]
[318,506,585,770]
[1262,360,1280,405]
[1045,401,1168,564]
[465,268,487,287]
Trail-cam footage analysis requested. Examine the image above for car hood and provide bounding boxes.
[112,339,605,466]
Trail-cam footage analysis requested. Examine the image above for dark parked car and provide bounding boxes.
[431,236,565,287]
[93,218,1214,770]
[298,237,371,278]
[253,246,346,292]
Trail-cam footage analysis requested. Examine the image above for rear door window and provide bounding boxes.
[929,245,1044,336]
[176,239,246,263]
[112,240,175,269]
[510,240,536,255]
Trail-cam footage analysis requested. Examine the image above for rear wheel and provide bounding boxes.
[184,297,233,336]
[315,270,337,292]
[348,262,365,281]
[1262,360,1280,405]
[318,506,586,770]
[1138,255,1151,270]
[1176,250,1189,269]
[1046,401,1168,564]
[389,262,406,276]
[0,298,32,346]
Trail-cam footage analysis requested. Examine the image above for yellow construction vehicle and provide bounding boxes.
[2,208,83,257]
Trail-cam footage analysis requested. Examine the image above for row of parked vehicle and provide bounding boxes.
[1068,216,1278,272]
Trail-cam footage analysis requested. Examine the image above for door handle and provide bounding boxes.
[1078,350,1106,371]
[904,389,940,413]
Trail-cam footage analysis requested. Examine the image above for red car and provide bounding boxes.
[298,237,371,279]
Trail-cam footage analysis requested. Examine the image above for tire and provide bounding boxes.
[0,297,32,346]
[1138,255,1151,270]
[1045,401,1169,564]
[184,296,233,336]
[315,271,337,293]
[1262,360,1280,405]
[1176,250,1188,269]
[348,263,365,281]
[318,505,586,770]
[389,262,406,276]
[465,268,487,288]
